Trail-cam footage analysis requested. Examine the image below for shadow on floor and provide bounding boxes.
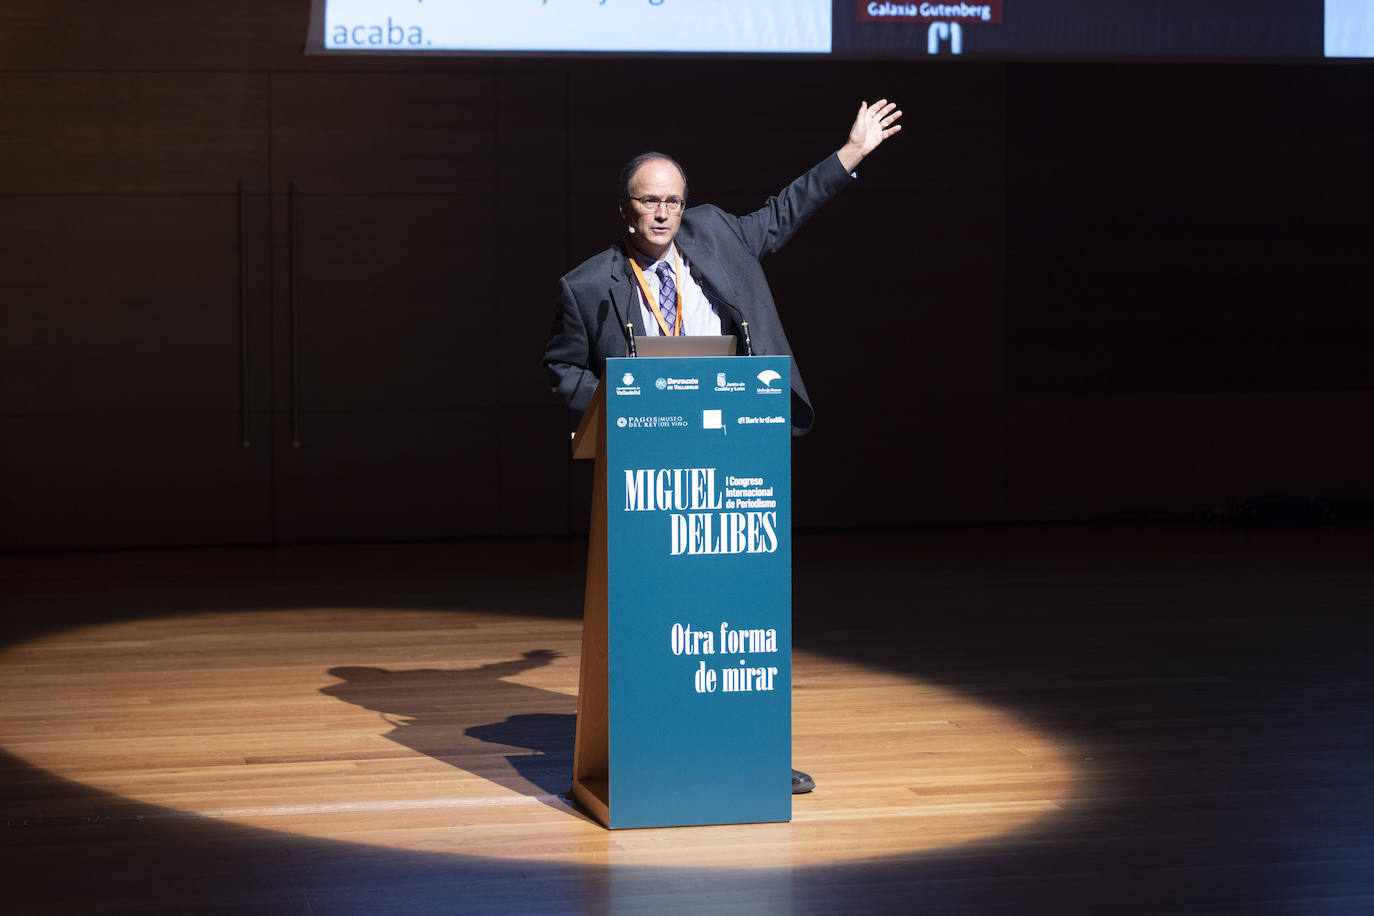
[320,649,577,797]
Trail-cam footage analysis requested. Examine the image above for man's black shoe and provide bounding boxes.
[791,768,815,794]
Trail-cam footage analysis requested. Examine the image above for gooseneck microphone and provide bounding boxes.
[616,243,640,357]
[740,321,754,356]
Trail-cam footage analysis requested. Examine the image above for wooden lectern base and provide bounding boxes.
[571,384,612,827]
[570,779,610,826]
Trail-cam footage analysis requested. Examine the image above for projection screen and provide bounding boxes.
[304,1,1374,60]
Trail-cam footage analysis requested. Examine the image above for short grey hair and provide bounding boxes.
[618,152,688,203]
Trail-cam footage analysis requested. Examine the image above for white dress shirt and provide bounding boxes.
[630,243,721,336]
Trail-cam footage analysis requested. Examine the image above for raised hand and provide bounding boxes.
[838,99,903,171]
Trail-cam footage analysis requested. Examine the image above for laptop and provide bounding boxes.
[630,335,738,358]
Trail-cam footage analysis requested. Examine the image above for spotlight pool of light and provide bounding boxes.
[0,608,1076,868]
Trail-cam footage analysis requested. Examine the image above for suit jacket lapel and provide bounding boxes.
[609,242,645,340]
[679,238,745,330]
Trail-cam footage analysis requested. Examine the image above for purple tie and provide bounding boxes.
[655,262,677,334]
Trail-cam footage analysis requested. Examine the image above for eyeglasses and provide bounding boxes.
[628,196,685,213]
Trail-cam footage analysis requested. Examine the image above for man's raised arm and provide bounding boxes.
[837,99,903,172]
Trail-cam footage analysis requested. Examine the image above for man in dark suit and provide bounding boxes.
[544,100,902,795]
[544,99,902,436]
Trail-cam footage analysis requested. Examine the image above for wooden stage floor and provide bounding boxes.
[2,525,1372,914]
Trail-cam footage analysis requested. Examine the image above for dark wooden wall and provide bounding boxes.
[2,4,1371,550]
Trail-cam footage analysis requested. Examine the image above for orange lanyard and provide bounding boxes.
[627,243,684,336]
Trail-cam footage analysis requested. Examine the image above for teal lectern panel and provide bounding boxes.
[602,356,792,829]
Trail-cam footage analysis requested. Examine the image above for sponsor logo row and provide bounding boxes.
[615,369,784,399]
[616,411,786,432]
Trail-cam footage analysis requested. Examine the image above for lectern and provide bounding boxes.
[570,356,793,829]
